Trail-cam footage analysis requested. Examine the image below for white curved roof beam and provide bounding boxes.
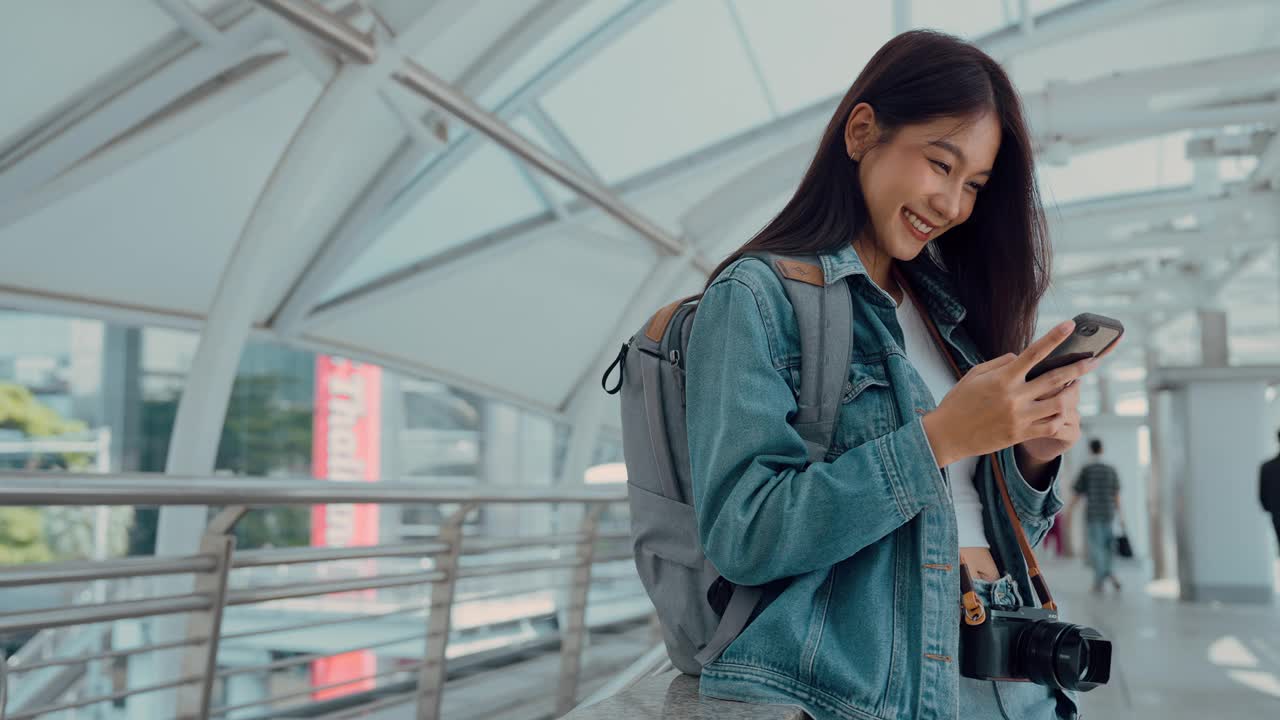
[150,61,390,717]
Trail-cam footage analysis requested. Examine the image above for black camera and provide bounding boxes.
[959,606,1111,692]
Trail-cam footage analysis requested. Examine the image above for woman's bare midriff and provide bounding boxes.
[959,547,1000,580]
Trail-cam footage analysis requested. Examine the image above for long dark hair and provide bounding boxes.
[706,30,1049,359]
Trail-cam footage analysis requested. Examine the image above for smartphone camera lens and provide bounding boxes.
[1079,324,1098,337]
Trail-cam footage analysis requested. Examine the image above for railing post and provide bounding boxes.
[415,502,474,720]
[177,506,246,719]
[2,648,9,720]
[555,503,604,716]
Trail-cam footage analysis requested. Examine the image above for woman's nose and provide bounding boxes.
[929,187,962,225]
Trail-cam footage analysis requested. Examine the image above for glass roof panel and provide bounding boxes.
[477,0,633,109]
[538,1,773,184]
[729,0,893,115]
[509,115,583,205]
[911,0,1009,39]
[0,2,178,144]
[1037,131,1194,208]
[328,142,546,299]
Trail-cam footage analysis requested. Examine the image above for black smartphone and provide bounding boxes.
[1025,313,1124,381]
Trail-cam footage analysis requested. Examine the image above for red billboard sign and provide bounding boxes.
[310,356,381,699]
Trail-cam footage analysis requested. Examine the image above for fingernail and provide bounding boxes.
[1056,320,1074,333]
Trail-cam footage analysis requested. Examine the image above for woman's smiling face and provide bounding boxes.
[846,104,1001,263]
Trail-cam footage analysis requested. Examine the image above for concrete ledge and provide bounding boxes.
[563,670,806,719]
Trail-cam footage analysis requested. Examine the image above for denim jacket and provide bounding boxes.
[685,243,1074,719]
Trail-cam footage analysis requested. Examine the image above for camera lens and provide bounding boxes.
[1016,620,1112,691]
[1079,324,1099,337]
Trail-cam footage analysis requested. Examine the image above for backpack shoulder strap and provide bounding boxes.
[746,251,853,462]
[691,253,853,670]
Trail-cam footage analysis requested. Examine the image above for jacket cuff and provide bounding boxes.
[880,418,949,518]
[999,449,1064,523]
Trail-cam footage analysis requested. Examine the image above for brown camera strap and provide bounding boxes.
[893,268,1057,619]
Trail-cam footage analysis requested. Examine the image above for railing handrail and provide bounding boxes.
[0,471,641,719]
[0,471,628,506]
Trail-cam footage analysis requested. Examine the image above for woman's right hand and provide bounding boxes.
[922,320,1098,468]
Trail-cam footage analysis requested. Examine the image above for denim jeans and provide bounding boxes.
[958,575,1076,719]
[1086,520,1115,587]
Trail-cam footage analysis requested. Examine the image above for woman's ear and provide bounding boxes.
[845,102,877,161]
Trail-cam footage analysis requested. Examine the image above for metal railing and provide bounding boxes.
[0,471,639,720]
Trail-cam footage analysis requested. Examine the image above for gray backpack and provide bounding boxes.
[601,252,854,674]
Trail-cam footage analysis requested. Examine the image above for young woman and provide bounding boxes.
[685,30,1104,720]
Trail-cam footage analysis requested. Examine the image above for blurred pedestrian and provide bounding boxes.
[1259,429,1280,554]
[1068,439,1121,592]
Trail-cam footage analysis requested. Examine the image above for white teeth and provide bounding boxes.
[903,209,933,234]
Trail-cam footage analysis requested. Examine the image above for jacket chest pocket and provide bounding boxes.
[830,361,895,458]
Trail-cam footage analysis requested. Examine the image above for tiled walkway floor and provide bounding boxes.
[1042,554,1280,719]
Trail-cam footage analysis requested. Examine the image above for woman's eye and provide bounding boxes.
[967,181,985,192]
[930,159,951,174]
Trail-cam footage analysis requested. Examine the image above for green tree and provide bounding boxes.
[130,372,314,554]
[0,383,86,437]
[0,507,51,563]
[0,383,133,562]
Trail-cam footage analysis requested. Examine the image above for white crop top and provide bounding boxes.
[895,292,989,548]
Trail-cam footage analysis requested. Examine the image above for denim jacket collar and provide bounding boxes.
[817,243,967,325]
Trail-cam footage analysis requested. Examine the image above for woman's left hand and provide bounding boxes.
[1016,380,1082,463]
